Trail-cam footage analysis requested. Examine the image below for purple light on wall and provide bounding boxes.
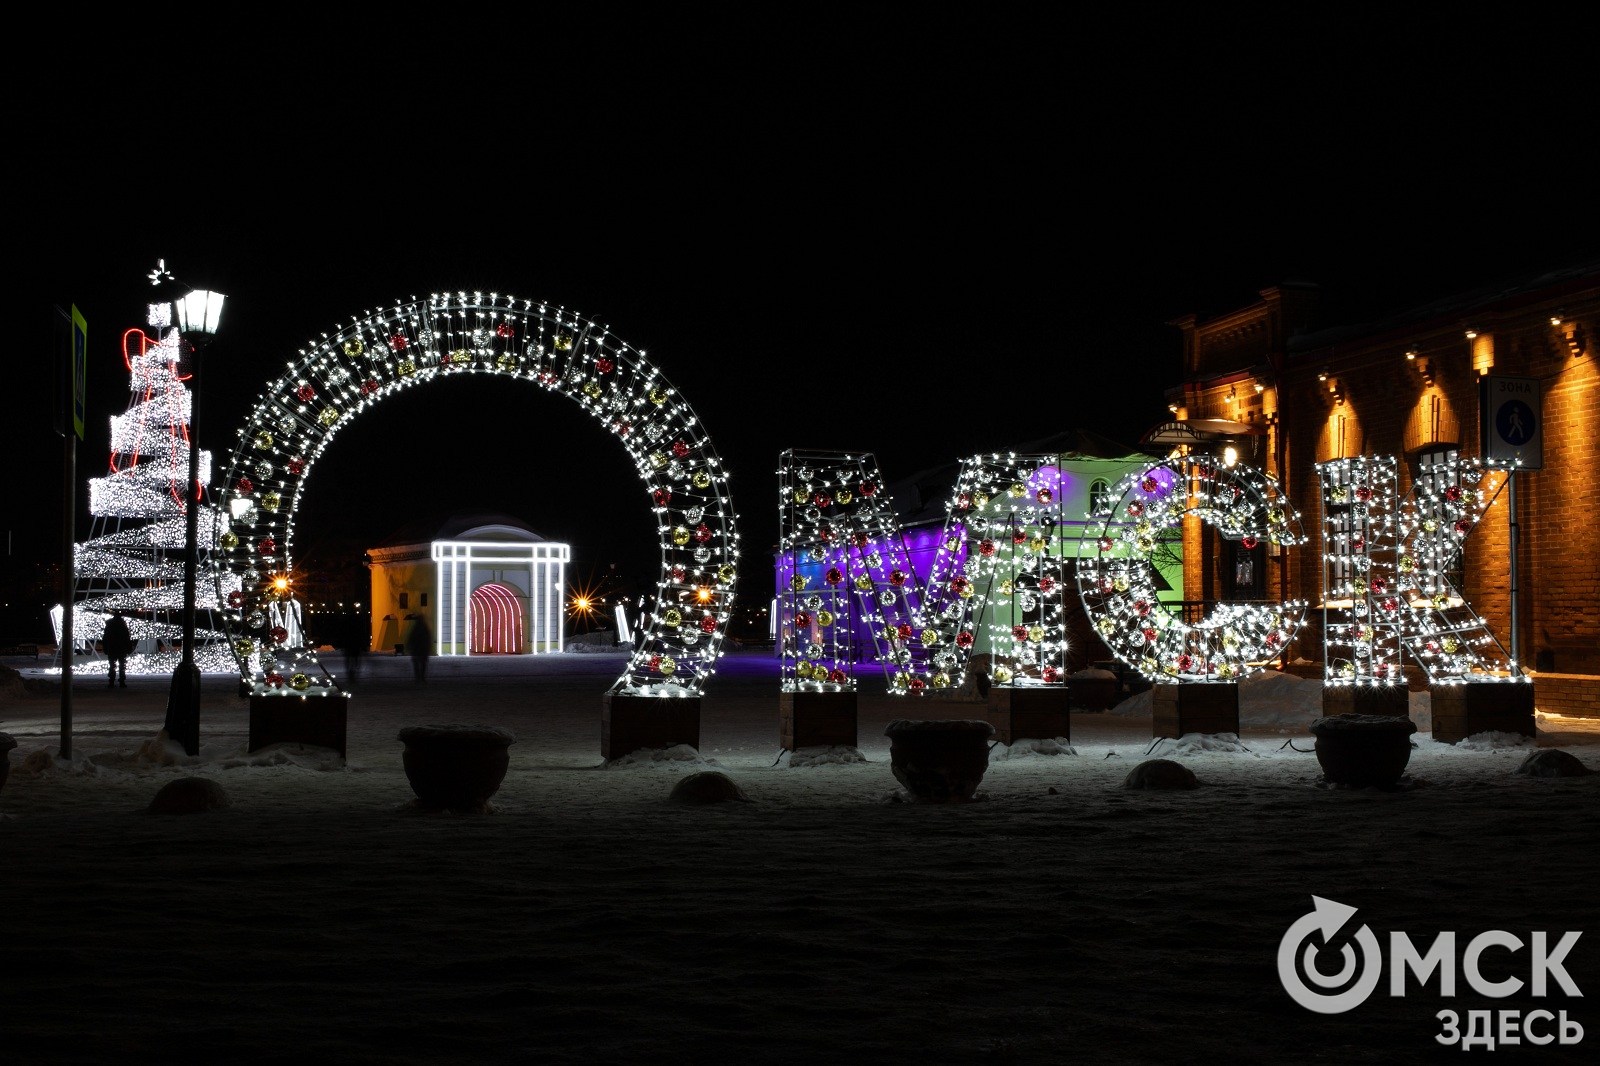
[1136,464,1179,500]
[1026,464,1065,501]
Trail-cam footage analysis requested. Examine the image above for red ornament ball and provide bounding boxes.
[699,616,716,634]
[236,476,254,495]
[825,567,844,586]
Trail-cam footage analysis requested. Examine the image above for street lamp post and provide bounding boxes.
[164,288,226,756]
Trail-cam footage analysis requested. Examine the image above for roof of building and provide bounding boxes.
[371,511,551,551]
[884,428,1154,527]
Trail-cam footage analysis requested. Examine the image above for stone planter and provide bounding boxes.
[0,731,15,796]
[397,725,515,811]
[884,719,994,803]
[1309,712,1417,788]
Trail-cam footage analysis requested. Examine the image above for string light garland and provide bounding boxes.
[212,292,737,699]
[777,450,931,693]
[1316,453,1525,685]
[778,451,1072,695]
[59,302,238,676]
[1076,454,1308,682]
[912,453,1071,691]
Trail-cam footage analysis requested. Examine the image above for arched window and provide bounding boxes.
[1089,478,1112,515]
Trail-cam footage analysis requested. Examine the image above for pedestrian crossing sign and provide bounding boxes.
[1479,375,1542,469]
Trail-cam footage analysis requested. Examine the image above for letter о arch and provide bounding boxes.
[209,291,738,699]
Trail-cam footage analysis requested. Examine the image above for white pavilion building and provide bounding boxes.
[366,514,571,656]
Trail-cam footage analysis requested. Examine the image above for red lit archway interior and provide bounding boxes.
[470,583,524,654]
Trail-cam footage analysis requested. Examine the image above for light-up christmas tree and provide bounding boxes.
[59,298,235,676]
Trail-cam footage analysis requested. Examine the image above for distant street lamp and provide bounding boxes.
[163,288,226,756]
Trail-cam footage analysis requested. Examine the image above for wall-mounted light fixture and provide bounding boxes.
[1559,317,1588,359]
[1464,328,1479,340]
[1253,380,1265,394]
[1317,368,1329,382]
[1405,347,1419,361]
[1168,402,1179,413]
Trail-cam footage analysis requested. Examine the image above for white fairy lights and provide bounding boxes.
[777,450,929,694]
[213,292,738,699]
[1076,454,1308,682]
[914,453,1072,691]
[62,304,238,676]
[777,450,1073,696]
[1316,452,1525,685]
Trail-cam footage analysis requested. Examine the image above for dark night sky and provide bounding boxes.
[9,19,1597,606]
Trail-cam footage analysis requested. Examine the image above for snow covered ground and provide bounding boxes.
[2,650,1596,1064]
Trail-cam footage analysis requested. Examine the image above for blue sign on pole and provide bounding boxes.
[1479,375,1542,470]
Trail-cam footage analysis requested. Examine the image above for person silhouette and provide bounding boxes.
[341,613,367,688]
[407,613,432,682]
[1506,405,1527,442]
[102,610,133,688]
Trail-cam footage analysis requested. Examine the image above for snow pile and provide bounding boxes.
[991,737,1077,758]
[1448,730,1538,752]
[782,746,868,767]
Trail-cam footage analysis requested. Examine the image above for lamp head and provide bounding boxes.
[173,289,227,345]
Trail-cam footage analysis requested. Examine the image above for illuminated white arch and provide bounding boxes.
[210,291,738,698]
[470,583,525,654]
[1075,454,1308,681]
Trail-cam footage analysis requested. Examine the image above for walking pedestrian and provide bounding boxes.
[407,613,432,683]
[102,610,133,688]
[341,613,368,688]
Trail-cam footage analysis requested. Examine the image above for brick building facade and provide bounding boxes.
[1158,256,1599,718]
